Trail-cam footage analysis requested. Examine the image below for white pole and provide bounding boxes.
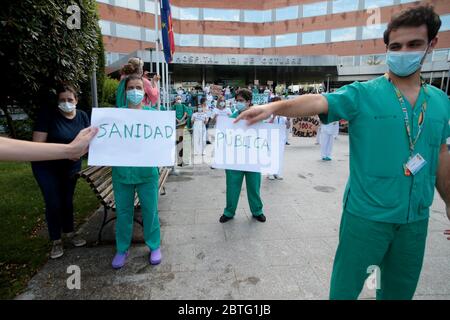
[166,62,169,109]
[161,61,165,108]
[154,0,160,110]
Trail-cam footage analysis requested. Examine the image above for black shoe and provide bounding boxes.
[219,215,233,223]
[285,142,290,145]
[253,214,266,223]
[206,141,212,144]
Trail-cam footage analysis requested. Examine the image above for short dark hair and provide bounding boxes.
[57,83,78,100]
[383,5,441,45]
[235,88,252,103]
[200,97,207,104]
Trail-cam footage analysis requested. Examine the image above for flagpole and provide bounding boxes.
[154,0,160,110]
[165,62,169,109]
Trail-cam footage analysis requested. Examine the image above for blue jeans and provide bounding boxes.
[32,164,78,240]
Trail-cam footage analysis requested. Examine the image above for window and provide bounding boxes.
[303,2,327,18]
[178,34,200,47]
[361,54,386,66]
[97,0,110,4]
[399,0,417,3]
[275,33,297,47]
[144,0,156,14]
[364,0,394,9]
[302,30,326,44]
[115,23,142,41]
[441,14,450,32]
[204,8,240,21]
[362,24,387,40]
[203,35,240,48]
[244,36,272,48]
[339,56,355,66]
[179,8,200,20]
[275,6,298,21]
[332,0,358,14]
[145,29,156,42]
[98,20,111,36]
[331,27,356,42]
[115,0,141,11]
[105,52,127,66]
[243,10,272,23]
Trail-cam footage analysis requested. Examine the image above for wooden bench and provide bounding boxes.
[77,166,170,243]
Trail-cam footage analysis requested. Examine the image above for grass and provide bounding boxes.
[0,160,99,299]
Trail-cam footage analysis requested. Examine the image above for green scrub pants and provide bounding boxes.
[113,179,161,253]
[224,169,263,218]
[330,211,428,300]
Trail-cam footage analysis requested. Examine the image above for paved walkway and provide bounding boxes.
[17,135,450,299]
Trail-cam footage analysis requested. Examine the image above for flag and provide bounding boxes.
[160,0,175,63]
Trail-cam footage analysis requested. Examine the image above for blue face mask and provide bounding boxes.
[126,89,144,105]
[236,102,246,111]
[386,49,428,77]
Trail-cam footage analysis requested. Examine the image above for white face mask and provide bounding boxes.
[58,102,76,113]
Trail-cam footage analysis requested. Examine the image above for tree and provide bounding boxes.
[0,0,103,138]
[101,77,120,107]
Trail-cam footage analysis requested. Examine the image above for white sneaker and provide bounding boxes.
[63,232,86,247]
[50,240,64,259]
[274,175,283,180]
[268,175,275,180]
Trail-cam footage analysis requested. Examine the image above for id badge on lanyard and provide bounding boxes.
[387,75,428,176]
[403,154,427,176]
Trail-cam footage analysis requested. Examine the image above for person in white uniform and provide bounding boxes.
[192,97,209,155]
[319,121,339,161]
[212,96,232,119]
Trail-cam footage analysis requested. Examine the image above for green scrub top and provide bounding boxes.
[320,75,450,224]
[112,105,159,184]
[172,103,187,121]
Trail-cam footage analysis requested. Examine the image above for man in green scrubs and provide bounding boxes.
[219,88,266,223]
[235,5,450,299]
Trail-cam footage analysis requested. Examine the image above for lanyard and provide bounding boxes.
[386,75,428,156]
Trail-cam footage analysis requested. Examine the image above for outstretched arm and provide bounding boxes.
[235,94,328,125]
[0,127,98,162]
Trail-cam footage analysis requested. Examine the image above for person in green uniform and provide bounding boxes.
[172,96,188,166]
[219,88,266,224]
[111,74,162,269]
[235,5,450,300]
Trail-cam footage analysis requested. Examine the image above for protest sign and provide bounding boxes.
[88,108,176,167]
[213,117,285,174]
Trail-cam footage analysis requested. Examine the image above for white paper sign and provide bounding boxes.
[213,117,285,174]
[88,108,176,167]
